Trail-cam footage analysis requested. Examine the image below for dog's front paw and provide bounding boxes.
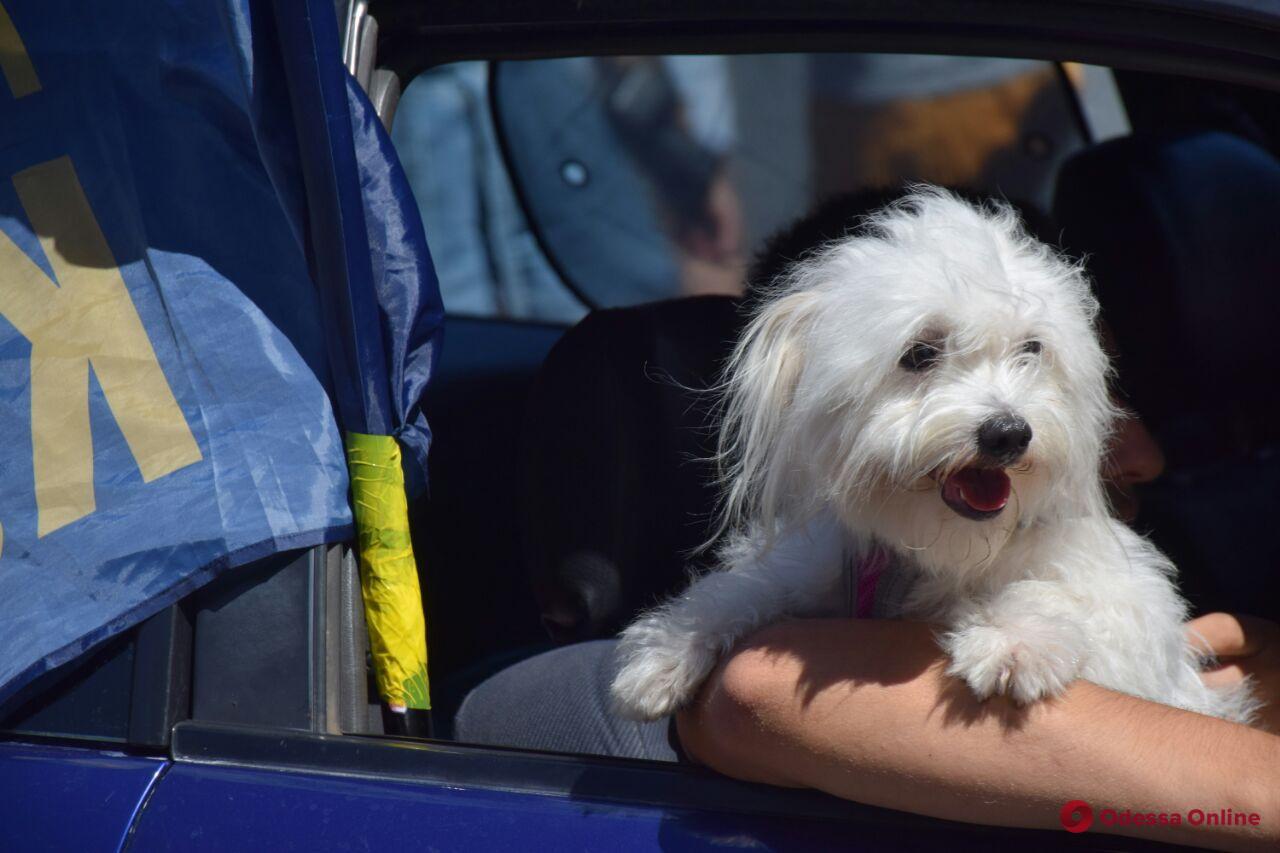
[610,616,719,721]
[943,618,1084,706]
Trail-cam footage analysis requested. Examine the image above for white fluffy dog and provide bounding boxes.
[611,187,1258,724]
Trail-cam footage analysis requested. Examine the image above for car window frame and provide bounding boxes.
[169,719,1139,850]
[371,0,1280,95]
[0,547,341,752]
[0,606,187,750]
[359,14,1280,838]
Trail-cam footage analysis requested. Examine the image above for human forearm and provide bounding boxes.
[676,619,1280,851]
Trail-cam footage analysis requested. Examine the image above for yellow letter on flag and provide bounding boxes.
[0,1,39,99]
[0,156,202,536]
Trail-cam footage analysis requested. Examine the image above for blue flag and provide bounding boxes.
[0,0,443,704]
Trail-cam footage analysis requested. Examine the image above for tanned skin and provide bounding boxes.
[677,615,1280,851]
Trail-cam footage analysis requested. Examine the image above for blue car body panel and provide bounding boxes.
[0,741,164,852]
[0,719,1121,852]
[113,723,1071,852]
[134,763,690,852]
[128,761,1005,852]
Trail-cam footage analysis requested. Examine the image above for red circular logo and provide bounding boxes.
[1060,800,1094,833]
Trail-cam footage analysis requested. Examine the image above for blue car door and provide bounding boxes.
[0,742,163,852]
[0,622,171,852]
[120,722,1086,852]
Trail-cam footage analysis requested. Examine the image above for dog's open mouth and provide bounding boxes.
[941,467,1011,520]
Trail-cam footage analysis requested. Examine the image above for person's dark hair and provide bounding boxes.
[746,187,1061,299]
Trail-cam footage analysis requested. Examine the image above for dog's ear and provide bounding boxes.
[716,289,817,534]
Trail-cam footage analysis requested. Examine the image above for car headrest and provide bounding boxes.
[522,296,746,643]
[1053,131,1280,462]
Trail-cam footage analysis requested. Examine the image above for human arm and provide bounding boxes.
[1190,612,1280,732]
[675,618,1280,851]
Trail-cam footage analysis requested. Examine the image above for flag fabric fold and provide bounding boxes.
[0,0,443,708]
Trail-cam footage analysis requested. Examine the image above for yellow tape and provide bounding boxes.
[346,432,429,711]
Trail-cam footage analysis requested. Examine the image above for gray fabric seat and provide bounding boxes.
[454,639,679,761]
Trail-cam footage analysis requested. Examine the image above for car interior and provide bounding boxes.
[4,5,1280,842]
[408,60,1280,748]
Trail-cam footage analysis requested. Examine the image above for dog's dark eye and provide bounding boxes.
[1021,339,1043,356]
[899,341,941,371]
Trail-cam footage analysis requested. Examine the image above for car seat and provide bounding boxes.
[1054,130,1280,619]
[521,295,747,644]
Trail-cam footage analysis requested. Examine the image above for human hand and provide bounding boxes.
[679,170,743,265]
[1188,612,1280,731]
[1101,409,1165,523]
[676,171,745,296]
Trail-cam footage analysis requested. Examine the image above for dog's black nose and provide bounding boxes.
[977,415,1033,464]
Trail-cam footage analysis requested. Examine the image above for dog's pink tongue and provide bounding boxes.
[945,467,1012,512]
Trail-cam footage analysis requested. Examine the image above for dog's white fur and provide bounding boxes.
[611,187,1258,724]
